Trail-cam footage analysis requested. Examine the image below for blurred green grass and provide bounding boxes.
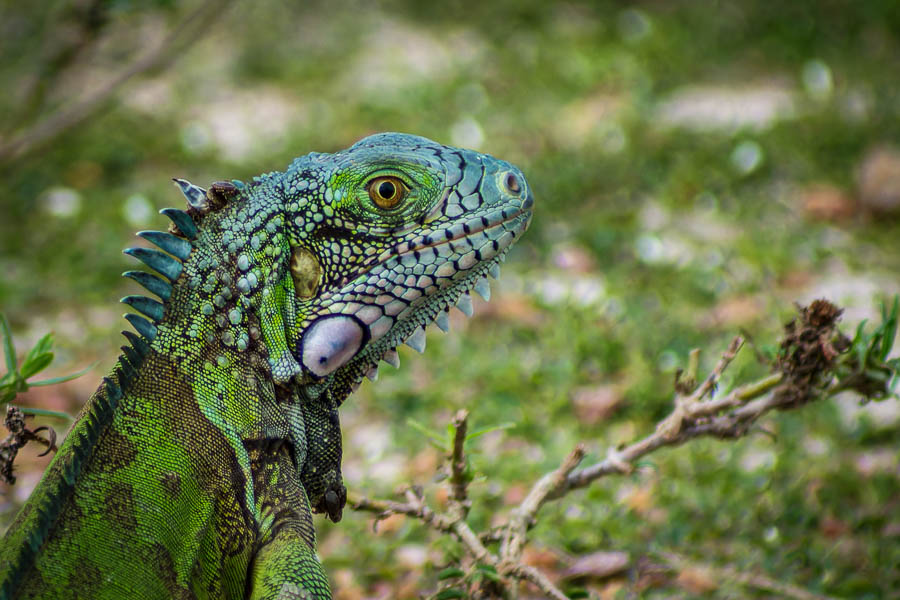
[1,1,899,597]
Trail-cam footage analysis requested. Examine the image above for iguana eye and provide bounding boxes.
[367,176,407,210]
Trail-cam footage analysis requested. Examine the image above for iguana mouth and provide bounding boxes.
[324,205,532,390]
[293,204,532,386]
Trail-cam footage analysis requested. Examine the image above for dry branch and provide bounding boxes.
[449,409,470,507]
[0,0,234,163]
[349,299,879,599]
[1,406,57,485]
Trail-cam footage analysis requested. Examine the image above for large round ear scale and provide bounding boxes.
[299,315,369,378]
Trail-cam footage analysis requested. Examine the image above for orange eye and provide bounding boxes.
[367,176,407,209]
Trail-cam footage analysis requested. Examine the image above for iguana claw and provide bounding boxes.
[318,483,347,522]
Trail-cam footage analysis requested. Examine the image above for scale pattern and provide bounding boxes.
[0,133,533,599]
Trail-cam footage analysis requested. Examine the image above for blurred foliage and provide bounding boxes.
[0,313,90,415]
[1,0,899,597]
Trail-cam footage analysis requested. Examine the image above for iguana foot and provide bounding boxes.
[314,481,346,522]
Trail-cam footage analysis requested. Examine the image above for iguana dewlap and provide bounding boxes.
[0,133,533,599]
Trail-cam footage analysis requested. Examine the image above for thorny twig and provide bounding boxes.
[350,300,885,598]
[500,444,585,566]
[350,414,573,599]
[1,406,57,485]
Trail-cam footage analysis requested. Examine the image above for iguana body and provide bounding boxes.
[0,133,533,599]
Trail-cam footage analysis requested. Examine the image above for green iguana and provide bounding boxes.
[0,133,533,599]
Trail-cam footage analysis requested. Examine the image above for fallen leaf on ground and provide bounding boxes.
[676,565,718,594]
[799,183,855,221]
[562,551,630,580]
[859,146,900,215]
[571,384,623,425]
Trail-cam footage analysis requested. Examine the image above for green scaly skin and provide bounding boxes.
[0,133,533,599]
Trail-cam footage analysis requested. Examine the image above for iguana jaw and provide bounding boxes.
[301,204,532,400]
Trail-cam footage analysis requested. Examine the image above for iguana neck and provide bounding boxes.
[137,175,300,442]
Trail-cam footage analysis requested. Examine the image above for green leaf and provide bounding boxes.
[446,422,456,448]
[474,563,501,582]
[0,312,16,375]
[759,343,778,361]
[20,351,53,380]
[0,370,15,387]
[436,567,466,580]
[20,333,55,379]
[29,363,97,387]
[635,459,659,472]
[1,387,16,405]
[465,422,516,441]
[17,406,74,421]
[407,418,449,450]
[863,368,889,383]
[25,333,53,363]
[853,318,869,342]
[853,320,870,371]
[877,296,898,361]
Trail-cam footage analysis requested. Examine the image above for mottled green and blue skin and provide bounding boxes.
[0,133,533,599]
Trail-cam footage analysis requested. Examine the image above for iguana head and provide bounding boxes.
[278,133,533,398]
[129,133,532,402]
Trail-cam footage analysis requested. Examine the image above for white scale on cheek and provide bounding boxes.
[355,304,383,325]
[495,230,515,249]
[384,299,406,316]
[458,250,478,270]
[401,287,420,302]
[435,262,456,278]
[418,250,436,266]
[370,315,394,340]
[478,238,500,260]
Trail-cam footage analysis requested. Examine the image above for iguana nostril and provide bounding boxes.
[522,189,534,210]
[504,172,521,194]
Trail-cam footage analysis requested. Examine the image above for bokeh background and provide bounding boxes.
[2,1,899,597]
